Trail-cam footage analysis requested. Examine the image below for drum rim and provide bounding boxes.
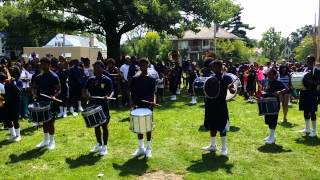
[28,101,51,111]
[130,108,153,116]
[82,105,103,116]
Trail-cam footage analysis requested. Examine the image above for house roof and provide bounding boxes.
[175,27,239,40]
[44,34,107,51]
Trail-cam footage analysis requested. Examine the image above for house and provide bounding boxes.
[24,34,107,61]
[172,27,239,61]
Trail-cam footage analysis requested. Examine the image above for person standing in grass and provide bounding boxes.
[262,69,288,144]
[202,60,236,156]
[299,56,318,137]
[85,61,114,156]
[32,57,61,150]
[4,66,23,142]
[129,58,157,159]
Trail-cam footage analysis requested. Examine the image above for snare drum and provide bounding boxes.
[82,105,107,128]
[291,72,308,89]
[28,101,52,124]
[130,108,153,133]
[257,97,280,116]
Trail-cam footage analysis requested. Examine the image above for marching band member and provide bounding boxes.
[69,59,85,116]
[85,61,113,156]
[188,62,200,105]
[129,58,157,158]
[202,60,236,156]
[56,58,69,118]
[32,57,61,150]
[300,56,318,137]
[4,66,23,141]
[0,72,5,128]
[262,69,288,144]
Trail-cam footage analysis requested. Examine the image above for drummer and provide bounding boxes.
[32,57,61,150]
[201,60,236,156]
[85,61,113,156]
[129,58,157,158]
[299,56,318,137]
[262,69,288,144]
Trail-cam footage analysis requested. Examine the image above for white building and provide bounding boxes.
[44,34,107,57]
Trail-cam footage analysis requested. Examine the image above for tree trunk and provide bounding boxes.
[106,33,122,66]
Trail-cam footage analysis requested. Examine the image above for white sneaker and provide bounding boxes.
[309,130,317,137]
[78,106,84,112]
[265,136,276,144]
[221,147,228,156]
[201,145,216,152]
[145,147,152,158]
[63,112,67,118]
[132,148,145,157]
[170,95,177,101]
[300,128,311,133]
[57,112,64,118]
[36,140,49,148]
[14,136,21,142]
[48,140,55,150]
[176,89,181,95]
[100,146,108,156]
[90,144,101,153]
[72,112,78,117]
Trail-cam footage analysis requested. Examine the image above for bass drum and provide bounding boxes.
[291,72,308,90]
[204,76,220,99]
[224,73,241,100]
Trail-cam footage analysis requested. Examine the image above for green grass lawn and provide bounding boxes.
[0,93,320,180]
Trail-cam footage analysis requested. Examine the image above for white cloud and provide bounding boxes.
[235,0,319,40]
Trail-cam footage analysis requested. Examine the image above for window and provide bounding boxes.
[202,40,209,47]
[178,41,188,49]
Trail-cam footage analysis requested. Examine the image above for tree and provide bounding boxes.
[259,27,281,61]
[216,39,253,63]
[294,35,314,61]
[221,8,255,47]
[289,25,314,50]
[28,0,240,62]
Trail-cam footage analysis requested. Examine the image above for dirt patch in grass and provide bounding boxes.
[138,171,183,180]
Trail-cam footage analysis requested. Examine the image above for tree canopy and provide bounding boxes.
[27,0,240,62]
[259,27,281,61]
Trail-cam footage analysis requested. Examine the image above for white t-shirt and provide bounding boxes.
[120,64,130,81]
[20,68,33,89]
[0,83,5,94]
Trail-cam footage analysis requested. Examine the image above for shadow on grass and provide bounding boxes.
[112,157,149,176]
[65,152,102,169]
[279,121,297,128]
[257,144,292,153]
[198,125,209,132]
[20,126,39,136]
[119,117,130,122]
[7,148,47,164]
[295,136,320,146]
[186,153,233,174]
[0,139,14,148]
[229,126,240,132]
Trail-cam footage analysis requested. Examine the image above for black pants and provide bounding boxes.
[265,114,278,129]
[304,110,317,121]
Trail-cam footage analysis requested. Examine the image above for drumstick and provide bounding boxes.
[40,93,63,103]
[141,100,162,107]
[91,96,116,100]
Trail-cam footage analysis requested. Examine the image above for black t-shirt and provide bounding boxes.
[5,80,23,105]
[34,71,60,100]
[86,75,113,97]
[69,66,84,87]
[130,75,156,107]
[264,79,286,101]
[86,75,113,107]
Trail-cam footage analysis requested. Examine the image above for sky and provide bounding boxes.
[235,0,319,40]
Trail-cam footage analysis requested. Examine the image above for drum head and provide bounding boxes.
[131,108,152,116]
[204,76,220,99]
[226,84,238,100]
